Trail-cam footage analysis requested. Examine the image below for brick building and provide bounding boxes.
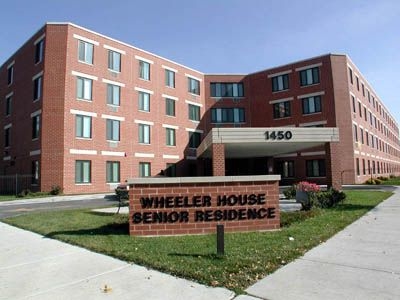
[1,22,399,194]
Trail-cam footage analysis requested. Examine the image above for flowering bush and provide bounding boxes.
[295,181,321,193]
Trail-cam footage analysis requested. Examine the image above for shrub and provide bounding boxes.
[296,181,321,193]
[115,185,129,200]
[365,178,375,185]
[50,185,62,195]
[17,189,31,198]
[283,185,296,199]
[390,174,396,179]
[377,176,388,181]
[315,188,346,208]
[374,178,382,185]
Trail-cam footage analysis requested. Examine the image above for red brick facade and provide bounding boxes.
[129,177,280,236]
[0,22,399,194]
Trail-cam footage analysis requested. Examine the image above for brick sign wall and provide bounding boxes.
[129,176,280,236]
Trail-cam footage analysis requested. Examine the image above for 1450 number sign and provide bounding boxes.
[265,130,292,140]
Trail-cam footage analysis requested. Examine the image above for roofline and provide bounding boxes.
[46,22,204,75]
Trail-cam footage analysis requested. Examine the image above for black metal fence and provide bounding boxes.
[0,174,35,196]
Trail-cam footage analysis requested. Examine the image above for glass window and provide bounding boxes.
[108,50,121,72]
[353,124,358,142]
[107,84,120,106]
[35,39,44,64]
[351,96,356,113]
[356,76,359,91]
[138,124,150,144]
[33,76,42,101]
[277,160,294,178]
[31,160,39,184]
[165,98,175,116]
[165,69,175,88]
[272,74,289,92]
[273,101,291,119]
[188,132,201,148]
[7,66,13,85]
[362,159,366,175]
[78,40,94,64]
[139,60,150,80]
[76,115,92,138]
[188,77,200,95]
[77,77,92,100]
[75,160,91,183]
[166,128,176,146]
[356,158,360,175]
[348,67,353,84]
[188,104,200,121]
[306,159,326,177]
[210,83,244,97]
[138,91,150,112]
[358,102,362,118]
[106,119,120,141]
[106,161,120,183]
[302,96,321,114]
[360,128,364,144]
[5,95,12,116]
[139,162,151,177]
[5,127,10,147]
[300,67,320,86]
[32,115,40,139]
[211,108,245,123]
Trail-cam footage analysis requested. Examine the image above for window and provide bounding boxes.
[31,161,39,184]
[165,98,175,116]
[7,65,13,85]
[75,160,91,183]
[139,162,151,177]
[351,96,356,113]
[362,159,366,175]
[356,158,360,176]
[302,96,321,114]
[273,101,291,119]
[33,76,42,101]
[32,115,40,139]
[107,84,120,106]
[306,159,326,177]
[368,160,371,174]
[139,60,150,80]
[138,124,150,144]
[188,132,201,148]
[353,124,358,142]
[78,40,94,64]
[188,104,200,121]
[108,50,121,72]
[35,39,44,64]
[165,69,175,88]
[138,91,150,112]
[364,107,367,121]
[210,83,244,97]
[272,74,289,92]
[356,76,359,91]
[166,128,176,146]
[358,102,362,118]
[188,77,200,95]
[348,67,353,84]
[277,161,294,178]
[106,161,120,183]
[5,127,10,147]
[5,95,12,116]
[106,119,120,141]
[76,115,92,138]
[211,108,245,123]
[77,77,92,100]
[360,128,364,144]
[300,67,319,86]
[362,83,365,96]
[165,163,176,177]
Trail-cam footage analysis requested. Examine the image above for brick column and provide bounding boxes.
[212,143,225,176]
[325,142,342,190]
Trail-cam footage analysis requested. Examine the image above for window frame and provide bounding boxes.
[188,132,201,149]
[138,123,150,144]
[107,84,120,106]
[5,95,12,116]
[166,128,176,146]
[75,160,91,184]
[188,77,200,95]
[211,108,245,124]
[299,67,320,86]
[306,159,326,177]
[32,115,40,140]
[77,77,93,101]
[273,101,291,119]
[106,119,120,141]
[302,95,322,115]
[165,98,176,117]
[165,69,175,88]
[7,66,13,85]
[35,39,44,64]
[188,104,200,121]
[272,74,289,92]
[139,60,150,80]
[78,40,94,64]
[108,50,121,72]
[138,91,150,112]
[33,76,42,101]
[139,162,151,177]
[106,161,120,183]
[75,114,92,139]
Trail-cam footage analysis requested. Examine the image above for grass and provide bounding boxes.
[3,190,392,293]
[382,176,400,185]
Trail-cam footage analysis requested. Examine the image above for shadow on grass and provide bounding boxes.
[45,222,129,238]
[336,203,376,211]
[168,252,224,260]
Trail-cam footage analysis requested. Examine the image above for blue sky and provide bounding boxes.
[1,0,399,125]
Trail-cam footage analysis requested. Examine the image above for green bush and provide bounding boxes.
[50,185,62,195]
[300,188,346,211]
[377,176,388,181]
[283,185,296,199]
[115,186,129,200]
[374,178,382,185]
[17,189,31,198]
[365,178,375,185]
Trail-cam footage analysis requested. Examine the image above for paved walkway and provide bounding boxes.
[1,188,399,299]
[0,193,113,206]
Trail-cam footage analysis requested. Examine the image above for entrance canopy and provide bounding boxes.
[197,127,339,158]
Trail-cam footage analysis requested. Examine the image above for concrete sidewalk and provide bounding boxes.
[246,188,400,300]
[0,222,234,300]
[0,193,114,206]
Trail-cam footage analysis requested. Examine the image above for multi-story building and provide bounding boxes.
[1,22,399,194]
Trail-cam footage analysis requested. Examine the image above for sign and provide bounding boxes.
[265,130,292,140]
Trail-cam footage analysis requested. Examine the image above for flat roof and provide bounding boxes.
[197,127,340,158]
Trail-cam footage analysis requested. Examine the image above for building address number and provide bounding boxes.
[264,130,293,140]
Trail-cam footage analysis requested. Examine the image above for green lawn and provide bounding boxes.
[382,176,400,185]
[3,190,392,293]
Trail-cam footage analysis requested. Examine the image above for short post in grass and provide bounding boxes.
[216,224,224,256]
